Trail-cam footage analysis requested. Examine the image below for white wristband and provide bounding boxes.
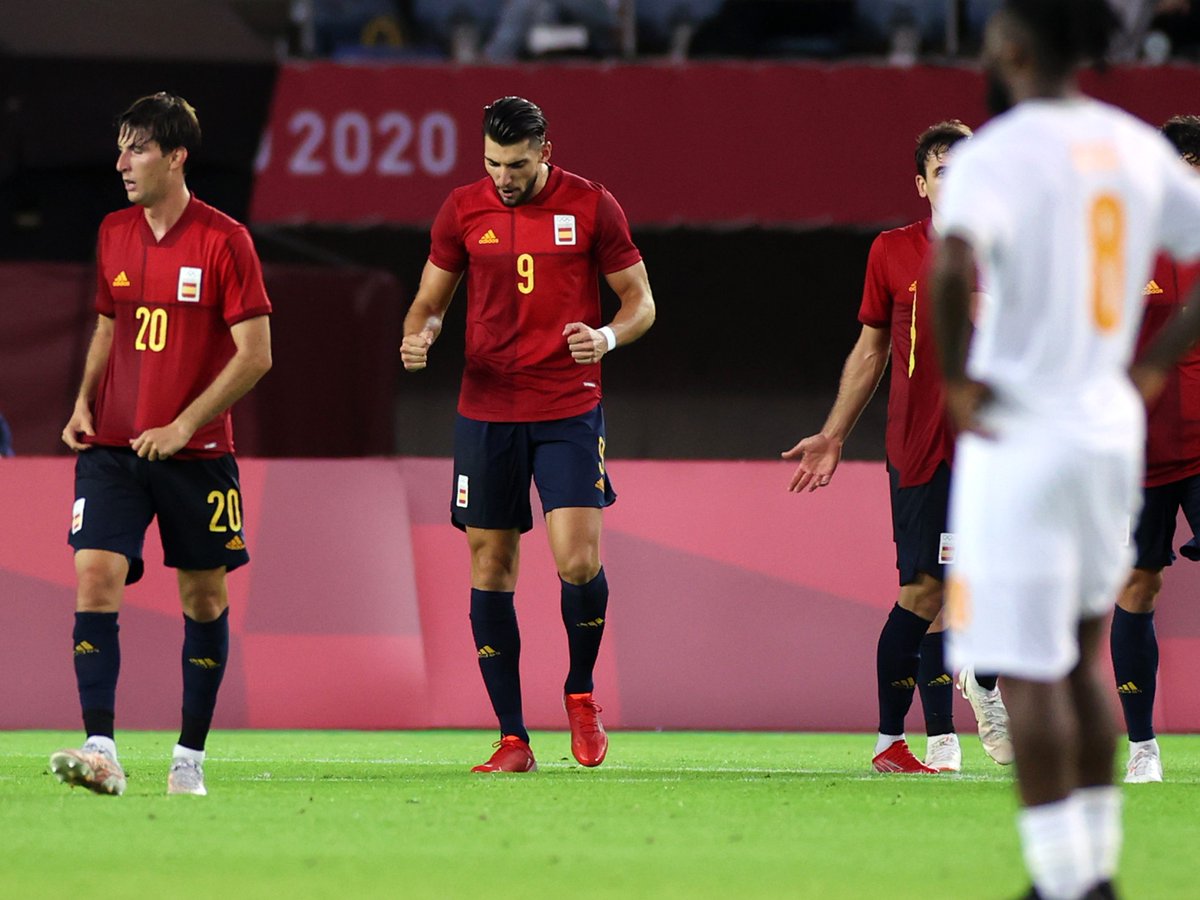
[599,326,617,352]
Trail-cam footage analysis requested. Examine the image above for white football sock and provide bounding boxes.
[875,733,904,755]
[173,743,205,763]
[1074,785,1122,883]
[1018,797,1093,899]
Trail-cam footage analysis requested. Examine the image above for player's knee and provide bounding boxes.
[557,552,600,586]
[1119,568,1162,614]
[181,593,228,623]
[471,550,518,590]
[897,580,943,621]
[74,560,125,611]
[178,574,229,622]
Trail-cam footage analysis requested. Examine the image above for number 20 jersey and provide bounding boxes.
[428,166,643,422]
[91,197,272,457]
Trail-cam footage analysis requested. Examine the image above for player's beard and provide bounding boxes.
[985,71,1013,117]
[500,172,541,207]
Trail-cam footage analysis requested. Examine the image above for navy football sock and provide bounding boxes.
[178,609,230,752]
[1111,606,1158,742]
[973,673,999,691]
[917,630,954,737]
[876,603,933,735]
[470,589,528,743]
[73,611,120,739]
[561,567,609,695]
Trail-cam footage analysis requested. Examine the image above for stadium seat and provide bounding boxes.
[636,0,725,58]
[411,0,505,60]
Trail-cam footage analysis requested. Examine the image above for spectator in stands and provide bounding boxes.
[637,0,724,58]
[483,0,618,60]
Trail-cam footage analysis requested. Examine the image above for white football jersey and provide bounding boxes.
[940,97,1200,438]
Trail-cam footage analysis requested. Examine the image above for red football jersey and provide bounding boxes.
[1137,255,1200,486]
[857,219,954,488]
[428,166,642,422]
[90,197,272,458]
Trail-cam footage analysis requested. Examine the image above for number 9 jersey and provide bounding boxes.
[91,197,273,457]
[428,166,642,423]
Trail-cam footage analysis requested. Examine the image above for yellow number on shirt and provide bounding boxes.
[517,253,534,295]
[908,287,918,376]
[1090,193,1125,333]
[134,306,168,352]
[207,489,243,533]
[597,436,607,477]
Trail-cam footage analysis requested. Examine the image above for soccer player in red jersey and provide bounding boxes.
[401,97,655,772]
[51,93,272,797]
[783,121,1012,774]
[1113,114,1200,785]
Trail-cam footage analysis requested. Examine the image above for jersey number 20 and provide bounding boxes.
[134,306,168,352]
[207,489,243,533]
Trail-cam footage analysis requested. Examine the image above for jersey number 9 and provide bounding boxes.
[517,253,534,295]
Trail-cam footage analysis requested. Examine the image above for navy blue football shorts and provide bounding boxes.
[1133,472,1200,570]
[888,460,951,586]
[68,446,250,585]
[451,403,617,533]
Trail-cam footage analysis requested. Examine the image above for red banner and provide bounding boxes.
[250,62,1200,228]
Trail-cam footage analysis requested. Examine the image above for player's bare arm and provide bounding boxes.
[401,261,462,372]
[930,234,994,437]
[62,315,115,452]
[783,324,890,493]
[131,315,272,461]
[563,261,655,365]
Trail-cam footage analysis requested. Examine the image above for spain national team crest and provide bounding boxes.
[177,266,202,302]
[554,215,576,246]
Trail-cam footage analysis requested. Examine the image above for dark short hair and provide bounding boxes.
[1162,115,1200,165]
[915,120,972,176]
[482,96,547,147]
[117,92,201,159]
[1001,0,1119,78]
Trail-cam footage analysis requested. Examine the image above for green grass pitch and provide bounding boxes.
[2,731,1197,898]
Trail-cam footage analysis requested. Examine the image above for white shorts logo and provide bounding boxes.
[177,266,202,302]
[71,498,85,535]
[938,532,956,565]
[554,215,576,246]
[456,474,470,508]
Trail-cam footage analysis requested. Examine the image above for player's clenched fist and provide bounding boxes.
[401,328,436,371]
[563,322,607,365]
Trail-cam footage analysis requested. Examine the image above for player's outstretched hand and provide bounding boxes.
[130,422,192,461]
[781,433,842,493]
[563,322,608,365]
[62,404,96,452]
[1130,363,1168,409]
[401,328,436,372]
[945,378,996,438]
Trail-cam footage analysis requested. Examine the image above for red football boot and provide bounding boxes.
[471,735,537,773]
[871,739,939,774]
[564,692,608,767]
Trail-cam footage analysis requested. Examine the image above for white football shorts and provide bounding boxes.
[946,427,1141,681]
